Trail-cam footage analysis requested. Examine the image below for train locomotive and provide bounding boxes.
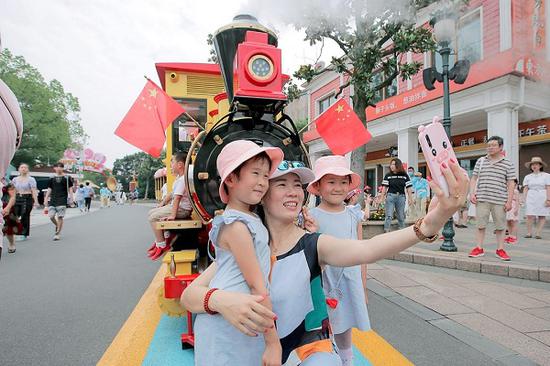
[156,14,309,348]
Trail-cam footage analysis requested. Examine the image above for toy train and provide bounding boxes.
[154,14,309,348]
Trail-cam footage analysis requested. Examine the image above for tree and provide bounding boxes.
[112,151,165,199]
[292,0,467,182]
[0,49,88,167]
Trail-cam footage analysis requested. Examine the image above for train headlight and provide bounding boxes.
[247,54,275,84]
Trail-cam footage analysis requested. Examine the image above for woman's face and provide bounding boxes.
[19,164,29,174]
[263,173,304,222]
[390,161,397,173]
[531,163,542,172]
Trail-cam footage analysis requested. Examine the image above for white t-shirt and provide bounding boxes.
[172,175,192,211]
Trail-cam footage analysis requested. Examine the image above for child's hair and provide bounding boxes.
[173,151,188,164]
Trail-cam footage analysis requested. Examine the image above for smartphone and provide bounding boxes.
[418,116,457,197]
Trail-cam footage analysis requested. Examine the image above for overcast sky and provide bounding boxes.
[1,0,342,166]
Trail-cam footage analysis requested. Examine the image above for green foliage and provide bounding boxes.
[0,49,88,167]
[284,79,302,102]
[291,0,468,179]
[112,151,166,199]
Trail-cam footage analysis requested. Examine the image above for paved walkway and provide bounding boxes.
[385,221,550,282]
[368,260,550,365]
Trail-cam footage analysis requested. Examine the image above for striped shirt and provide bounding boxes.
[472,156,516,205]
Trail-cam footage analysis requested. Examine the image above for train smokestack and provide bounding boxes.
[212,14,278,103]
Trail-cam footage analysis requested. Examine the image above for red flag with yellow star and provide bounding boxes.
[115,79,185,157]
[315,99,372,155]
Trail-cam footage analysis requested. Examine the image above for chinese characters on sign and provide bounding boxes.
[519,124,547,137]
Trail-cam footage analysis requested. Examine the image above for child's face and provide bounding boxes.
[171,158,184,175]
[318,174,350,205]
[226,157,270,205]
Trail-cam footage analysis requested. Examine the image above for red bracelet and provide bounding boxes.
[204,288,219,315]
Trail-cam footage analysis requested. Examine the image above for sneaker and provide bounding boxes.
[53,234,60,241]
[507,236,518,245]
[150,244,171,261]
[468,247,485,257]
[496,249,511,261]
[147,242,157,256]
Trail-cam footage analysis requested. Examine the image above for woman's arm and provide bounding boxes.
[180,262,275,337]
[318,161,469,267]
[406,186,414,205]
[3,189,16,213]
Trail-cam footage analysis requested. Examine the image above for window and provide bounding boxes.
[366,168,376,193]
[318,94,336,115]
[371,71,398,103]
[457,10,482,63]
[172,98,207,152]
[433,8,482,72]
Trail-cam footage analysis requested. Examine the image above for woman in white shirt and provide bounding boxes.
[522,157,550,239]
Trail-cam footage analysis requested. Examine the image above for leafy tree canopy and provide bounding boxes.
[0,49,88,167]
[112,151,165,199]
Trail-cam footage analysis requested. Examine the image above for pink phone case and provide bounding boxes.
[418,117,457,197]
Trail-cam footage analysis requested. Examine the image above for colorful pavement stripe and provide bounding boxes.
[100,265,412,365]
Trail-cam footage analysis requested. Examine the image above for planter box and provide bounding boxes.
[362,220,414,239]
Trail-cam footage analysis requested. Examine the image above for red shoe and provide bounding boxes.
[496,249,511,261]
[150,244,171,261]
[147,242,157,256]
[504,236,510,243]
[468,247,485,258]
[507,236,518,245]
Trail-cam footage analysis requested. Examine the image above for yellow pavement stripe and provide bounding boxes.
[353,329,414,366]
[97,265,165,366]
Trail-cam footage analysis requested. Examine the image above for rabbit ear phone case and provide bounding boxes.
[418,116,458,197]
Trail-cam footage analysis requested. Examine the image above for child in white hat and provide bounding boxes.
[307,155,371,366]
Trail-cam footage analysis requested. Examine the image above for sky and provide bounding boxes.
[0,0,343,167]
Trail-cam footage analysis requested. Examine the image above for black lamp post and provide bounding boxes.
[423,14,470,252]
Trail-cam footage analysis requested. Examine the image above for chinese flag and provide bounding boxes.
[315,99,372,155]
[115,79,185,157]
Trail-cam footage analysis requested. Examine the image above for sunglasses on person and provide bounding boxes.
[278,160,306,171]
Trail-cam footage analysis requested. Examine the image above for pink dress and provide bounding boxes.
[506,190,519,221]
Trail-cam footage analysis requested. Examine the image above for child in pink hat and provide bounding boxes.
[193,140,284,366]
[307,155,370,366]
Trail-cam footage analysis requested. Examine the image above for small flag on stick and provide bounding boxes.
[115,79,185,158]
[315,99,372,155]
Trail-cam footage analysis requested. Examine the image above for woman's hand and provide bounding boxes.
[302,206,318,233]
[422,160,470,236]
[262,342,282,366]
[209,291,276,337]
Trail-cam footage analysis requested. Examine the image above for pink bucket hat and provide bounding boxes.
[217,140,284,203]
[307,155,361,196]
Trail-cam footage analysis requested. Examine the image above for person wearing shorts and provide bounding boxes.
[44,163,74,241]
[469,136,516,261]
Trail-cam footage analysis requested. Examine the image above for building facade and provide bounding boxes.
[302,0,550,192]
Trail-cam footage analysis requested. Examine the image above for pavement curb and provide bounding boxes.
[387,252,550,283]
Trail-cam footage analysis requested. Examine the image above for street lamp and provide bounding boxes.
[423,13,470,252]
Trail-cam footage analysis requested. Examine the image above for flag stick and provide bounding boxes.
[298,119,315,134]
